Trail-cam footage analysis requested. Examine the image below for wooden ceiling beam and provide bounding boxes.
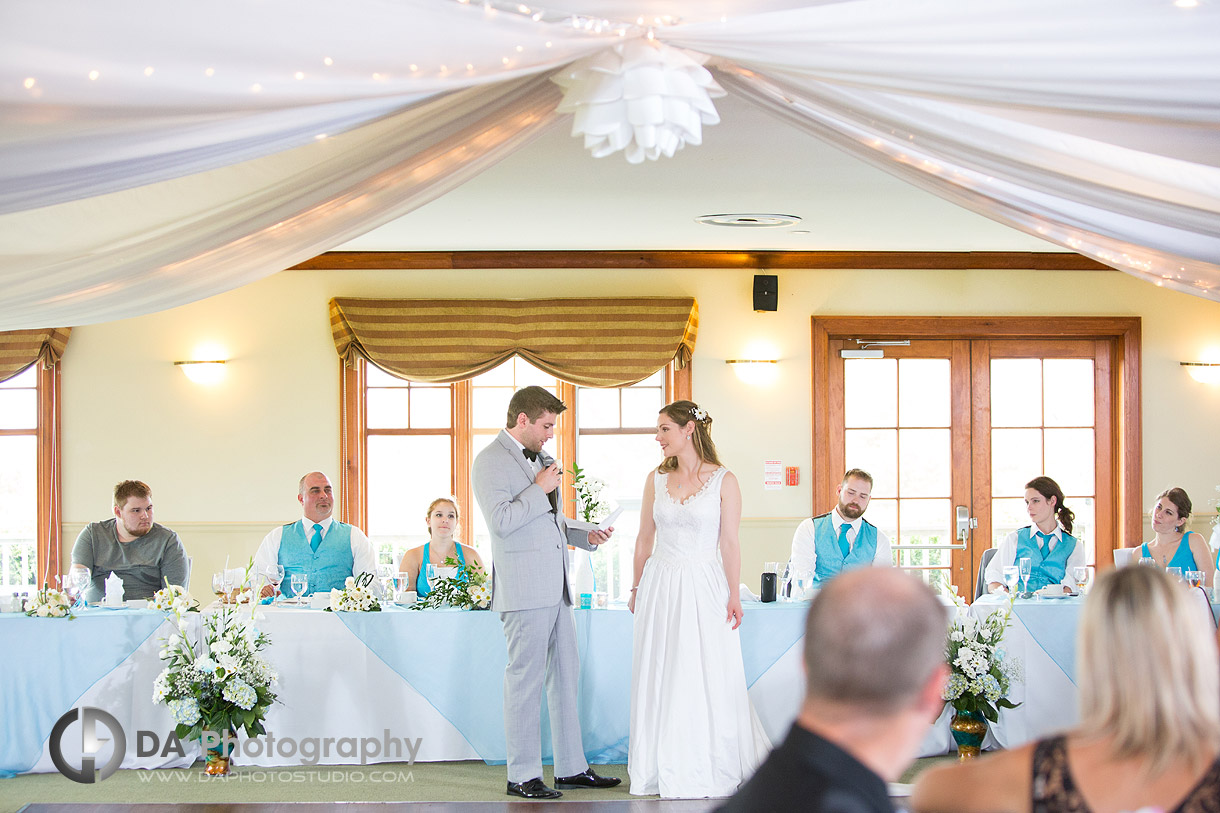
[288,250,1113,272]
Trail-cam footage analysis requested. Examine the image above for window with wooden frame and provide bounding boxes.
[341,356,690,599]
[0,335,66,596]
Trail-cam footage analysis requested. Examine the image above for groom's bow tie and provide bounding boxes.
[522,448,539,462]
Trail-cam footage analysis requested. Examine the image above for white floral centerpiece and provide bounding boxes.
[25,585,73,618]
[413,558,491,610]
[569,462,609,523]
[944,595,1023,723]
[147,583,199,615]
[153,561,278,774]
[325,573,381,612]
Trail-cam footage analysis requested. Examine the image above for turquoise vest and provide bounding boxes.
[811,513,878,585]
[1015,527,1076,591]
[1141,533,1200,571]
[416,541,468,597]
[278,520,354,596]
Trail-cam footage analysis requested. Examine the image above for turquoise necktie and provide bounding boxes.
[310,523,324,553]
[1036,531,1052,556]
[837,523,851,558]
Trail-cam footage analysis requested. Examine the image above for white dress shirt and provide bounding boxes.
[983,524,1086,590]
[789,509,893,575]
[253,517,380,585]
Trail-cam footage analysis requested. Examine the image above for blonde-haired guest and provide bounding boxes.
[912,565,1220,812]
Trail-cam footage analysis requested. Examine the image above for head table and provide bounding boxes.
[5,594,1215,776]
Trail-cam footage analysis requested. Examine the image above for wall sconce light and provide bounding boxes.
[1181,361,1220,384]
[175,360,227,385]
[726,358,779,386]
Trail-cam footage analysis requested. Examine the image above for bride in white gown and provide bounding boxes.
[627,400,771,798]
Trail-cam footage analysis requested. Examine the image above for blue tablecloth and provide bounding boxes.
[0,609,170,777]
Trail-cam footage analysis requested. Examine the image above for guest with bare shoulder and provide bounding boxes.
[912,565,1220,813]
[398,497,484,597]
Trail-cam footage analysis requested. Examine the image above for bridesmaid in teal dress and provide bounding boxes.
[1140,487,1216,586]
[398,497,484,596]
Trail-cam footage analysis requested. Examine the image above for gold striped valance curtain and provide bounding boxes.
[329,298,698,387]
[0,327,71,383]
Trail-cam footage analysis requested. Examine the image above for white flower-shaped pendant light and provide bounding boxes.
[552,39,725,164]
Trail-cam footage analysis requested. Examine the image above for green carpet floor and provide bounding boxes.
[0,757,955,812]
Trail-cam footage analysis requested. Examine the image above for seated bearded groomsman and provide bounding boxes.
[72,479,189,602]
[254,471,378,597]
[789,469,892,586]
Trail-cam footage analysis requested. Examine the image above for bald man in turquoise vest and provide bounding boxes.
[254,471,379,597]
[789,469,893,587]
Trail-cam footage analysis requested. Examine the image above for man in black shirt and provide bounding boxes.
[716,568,948,813]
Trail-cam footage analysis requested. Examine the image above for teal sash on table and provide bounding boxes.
[0,610,169,777]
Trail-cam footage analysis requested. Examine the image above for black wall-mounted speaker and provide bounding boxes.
[753,274,778,312]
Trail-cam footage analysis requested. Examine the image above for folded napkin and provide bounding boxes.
[738,583,760,602]
[103,571,125,606]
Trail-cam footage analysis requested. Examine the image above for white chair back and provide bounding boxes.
[1112,547,1137,568]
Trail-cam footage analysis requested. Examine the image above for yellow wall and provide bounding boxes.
[60,266,1220,593]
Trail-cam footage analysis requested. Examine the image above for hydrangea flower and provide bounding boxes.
[169,697,201,726]
[222,678,257,710]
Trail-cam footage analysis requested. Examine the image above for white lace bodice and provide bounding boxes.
[651,467,726,562]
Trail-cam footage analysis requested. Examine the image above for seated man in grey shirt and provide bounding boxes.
[71,480,188,602]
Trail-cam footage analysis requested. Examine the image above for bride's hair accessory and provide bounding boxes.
[690,405,709,423]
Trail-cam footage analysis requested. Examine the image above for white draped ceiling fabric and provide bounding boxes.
[2,0,1218,329]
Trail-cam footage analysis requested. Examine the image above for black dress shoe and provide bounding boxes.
[506,778,562,799]
[554,768,622,789]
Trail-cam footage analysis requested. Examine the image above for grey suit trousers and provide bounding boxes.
[501,602,588,782]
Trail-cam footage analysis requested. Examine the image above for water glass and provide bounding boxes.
[1185,570,1204,589]
[289,573,309,603]
[1002,565,1020,593]
[425,564,437,590]
[1138,557,1157,567]
[1166,566,1183,583]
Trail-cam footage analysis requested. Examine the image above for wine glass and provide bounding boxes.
[425,564,437,591]
[1071,565,1088,594]
[1018,557,1032,597]
[68,568,90,609]
[377,564,395,599]
[262,564,285,602]
[212,572,227,603]
[1002,565,1020,594]
[1138,556,1156,567]
[1166,566,1183,583]
[792,569,815,601]
[394,571,411,601]
[1185,570,1204,589]
[289,573,309,604]
[779,562,794,602]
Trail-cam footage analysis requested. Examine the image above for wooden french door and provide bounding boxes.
[812,317,1140,598]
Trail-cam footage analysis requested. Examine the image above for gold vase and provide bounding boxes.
[204,753,231,776]
[949,710,988,760]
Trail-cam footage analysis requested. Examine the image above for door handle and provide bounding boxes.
[955,505,977,543]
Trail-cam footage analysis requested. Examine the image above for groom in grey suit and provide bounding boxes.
[473,386,622,799]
